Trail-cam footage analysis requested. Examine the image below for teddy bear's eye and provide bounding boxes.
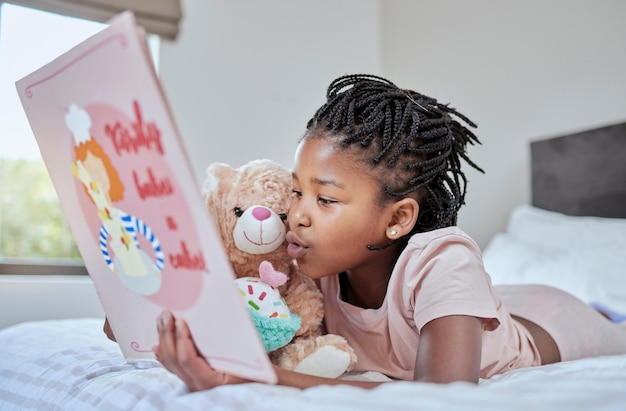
[279,213,288,222]
[233,207,244,218]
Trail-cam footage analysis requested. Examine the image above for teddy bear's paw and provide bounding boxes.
[314,333,358,370]
[293,345,352,379]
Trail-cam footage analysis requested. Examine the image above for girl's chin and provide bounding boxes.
[295,262,331,280]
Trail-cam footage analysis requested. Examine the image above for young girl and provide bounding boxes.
[153,74,626,390]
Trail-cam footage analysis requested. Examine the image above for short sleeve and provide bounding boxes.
[405,232,501,331]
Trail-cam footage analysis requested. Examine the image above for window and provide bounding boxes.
[0,3,159,274]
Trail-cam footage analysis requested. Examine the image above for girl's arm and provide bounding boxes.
[153,311,483,390]
[414,315,483,383]
[153,310,384,390]
[277,315,483,387]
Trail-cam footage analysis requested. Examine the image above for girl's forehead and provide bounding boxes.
[294,138,379,187]
[295,138,334,159]
[294,138,348,172]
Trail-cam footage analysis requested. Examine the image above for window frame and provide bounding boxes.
[1,0,182,40]
[0,258,87,275]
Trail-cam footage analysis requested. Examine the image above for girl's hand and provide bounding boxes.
[153,310,249,391]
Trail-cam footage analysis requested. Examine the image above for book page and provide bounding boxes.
[15,11,275,384]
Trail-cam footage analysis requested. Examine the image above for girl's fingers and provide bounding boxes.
[155,311,216,390]
[155,310,183,374]
[155,310,242,391]
[174,318,224,391]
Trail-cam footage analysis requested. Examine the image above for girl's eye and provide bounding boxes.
[291,189,302,197]
[318,197,336,205]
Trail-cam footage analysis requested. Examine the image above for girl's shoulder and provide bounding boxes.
[406,226,481,253]
[392,227,495,328]
[397,227,486,279]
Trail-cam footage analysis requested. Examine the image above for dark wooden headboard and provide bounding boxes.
[530,121,626,218]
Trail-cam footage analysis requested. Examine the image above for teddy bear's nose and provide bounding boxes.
[251,206,271,221]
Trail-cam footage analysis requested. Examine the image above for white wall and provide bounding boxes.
[380,0,626,247]
[160,0,381,181]
[0,275,104,329]
[164,0,626,248]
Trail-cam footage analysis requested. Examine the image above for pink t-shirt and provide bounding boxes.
[320,226,541,380]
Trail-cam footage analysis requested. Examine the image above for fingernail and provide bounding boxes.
[176,318,188,336]
[159,311,169,329]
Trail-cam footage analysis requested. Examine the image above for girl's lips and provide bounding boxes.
[286,231,308,259]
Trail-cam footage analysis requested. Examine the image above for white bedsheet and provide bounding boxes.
[1,318,625,411]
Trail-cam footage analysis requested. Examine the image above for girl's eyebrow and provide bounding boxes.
[292,172,345,189]
[313,177,344,189]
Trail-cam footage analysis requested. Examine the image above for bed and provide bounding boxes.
[1,123,626,410]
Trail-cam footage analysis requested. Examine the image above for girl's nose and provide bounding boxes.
[289,203,310,228]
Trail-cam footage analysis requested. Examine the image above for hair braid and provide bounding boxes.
[305,74,483,235]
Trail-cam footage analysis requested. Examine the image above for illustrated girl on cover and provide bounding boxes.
[66,104,164,295]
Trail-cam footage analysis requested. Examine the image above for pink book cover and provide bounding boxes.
[15,11,276,384]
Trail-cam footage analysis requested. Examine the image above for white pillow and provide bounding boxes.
[483,205,626,313]
[504,204,626,250]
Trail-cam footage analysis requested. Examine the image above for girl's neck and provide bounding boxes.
[339,272,387,309]
[338,245,402,309]
[339,272,391,309]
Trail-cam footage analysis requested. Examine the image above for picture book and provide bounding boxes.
[15,11,276,384]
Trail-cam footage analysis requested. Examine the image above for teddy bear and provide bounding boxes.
[203,158,357,378]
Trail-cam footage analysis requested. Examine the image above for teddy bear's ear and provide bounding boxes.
[204,162,235,194]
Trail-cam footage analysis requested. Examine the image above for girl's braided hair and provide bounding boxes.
[304,74,483,237]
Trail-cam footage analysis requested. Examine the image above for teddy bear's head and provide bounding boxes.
[203,159,293,278]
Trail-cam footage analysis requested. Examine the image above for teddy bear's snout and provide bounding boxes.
[252,206,272,221]
[233,205,287,255]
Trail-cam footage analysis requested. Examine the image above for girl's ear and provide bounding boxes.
[387,198,419,239]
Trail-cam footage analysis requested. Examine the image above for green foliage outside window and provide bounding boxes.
[0,158,81,260]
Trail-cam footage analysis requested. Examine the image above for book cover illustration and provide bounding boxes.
[15,11,275,383]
